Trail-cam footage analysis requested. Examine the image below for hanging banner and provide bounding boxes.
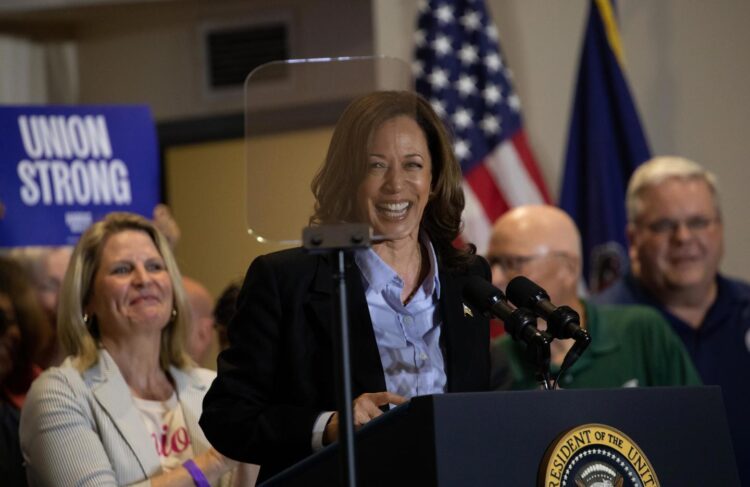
[0,105,160,246]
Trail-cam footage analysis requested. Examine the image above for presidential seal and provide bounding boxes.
[539,424,659,487]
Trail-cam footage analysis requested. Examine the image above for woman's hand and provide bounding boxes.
[323,392,407,445]
[150,447,239,487]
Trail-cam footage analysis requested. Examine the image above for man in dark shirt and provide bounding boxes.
[594,156,750,484]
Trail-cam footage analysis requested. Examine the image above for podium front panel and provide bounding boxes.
[431,387,737,485]
[262,386,739,486]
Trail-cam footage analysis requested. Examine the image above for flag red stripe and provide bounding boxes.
[511,131,552,203]
[464,163,510,224]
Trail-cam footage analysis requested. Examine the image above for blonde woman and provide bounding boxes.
[20,213,257,486]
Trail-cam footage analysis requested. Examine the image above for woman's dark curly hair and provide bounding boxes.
[310,91,475,269]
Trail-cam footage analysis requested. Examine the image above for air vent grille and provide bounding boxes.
[205,23,288,89]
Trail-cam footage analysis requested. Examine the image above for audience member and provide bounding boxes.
[487,205,700,390]
[1,256,50,487]
[200,90,491,482]
[0,298,24,487]
[213,282,240,352]
[7,246,72,367]
[1,203,179,369]
[183,276,216,366]
[153,203,182,250]
[0,257,50,407]
[20,213,257,486]
[593,156,750,483]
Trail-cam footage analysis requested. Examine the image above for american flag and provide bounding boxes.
[414,0,551,254]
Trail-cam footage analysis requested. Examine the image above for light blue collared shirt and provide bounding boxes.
[354,238,446,399]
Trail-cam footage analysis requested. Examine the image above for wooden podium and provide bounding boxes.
[261,386,739,486]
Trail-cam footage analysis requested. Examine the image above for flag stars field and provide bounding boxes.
[483,85,502,105]
[412,60,424,77]
[435,4,454,23]
[486,24,499,40]
[508,93,520,112]
[452,108,473,129]
[430,99,447,117]
[458,44,479,65]
[454,139,471,159]
[433,35,453,56]
[485,52,503,71]
[480,115,500,135]
[456,75,477,96]
[460,11,481,31]
[427,68,449,90]
[414,30,426,48]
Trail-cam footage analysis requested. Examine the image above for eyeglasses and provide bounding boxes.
[640,216,720,235]
[487,251,571,273]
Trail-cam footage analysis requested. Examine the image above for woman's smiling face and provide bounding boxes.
[86,230,174,340]
[357,115,432,241]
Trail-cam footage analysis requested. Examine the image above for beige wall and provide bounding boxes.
[165,126,334,297]
[165,127,334,369]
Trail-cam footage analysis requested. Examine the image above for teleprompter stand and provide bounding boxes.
[301,223,372,487]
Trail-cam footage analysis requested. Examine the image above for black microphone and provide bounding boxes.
[506,276,589,342]
[506,276,591,387]
[462,276,551,348]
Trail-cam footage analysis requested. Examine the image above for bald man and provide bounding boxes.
[183,276,216,366]
[487,205,700,390]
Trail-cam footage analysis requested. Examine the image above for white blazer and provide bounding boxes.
[20,350,233,487]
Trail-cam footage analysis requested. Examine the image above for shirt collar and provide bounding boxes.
[354,234,441,299]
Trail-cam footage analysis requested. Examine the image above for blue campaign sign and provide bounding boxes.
[0,105,160,246]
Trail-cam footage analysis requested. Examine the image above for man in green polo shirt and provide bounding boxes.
[487,205,700,390]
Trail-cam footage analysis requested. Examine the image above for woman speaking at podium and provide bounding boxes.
[200,90,491,481]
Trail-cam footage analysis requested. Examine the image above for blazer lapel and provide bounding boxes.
[305,253,386,394]
[89,351,160,475]
[439,269,474,392]
[306,253,334,333]
[345,259,387,393]
[171,366,212,454]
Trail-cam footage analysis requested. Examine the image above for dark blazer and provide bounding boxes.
[200,247,490,481]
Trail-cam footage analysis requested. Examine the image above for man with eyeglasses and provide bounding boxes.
[593,156,750,483]
[487,204,699,391]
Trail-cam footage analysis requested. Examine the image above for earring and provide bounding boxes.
[171,308,177,321]
[83,313,89,324]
